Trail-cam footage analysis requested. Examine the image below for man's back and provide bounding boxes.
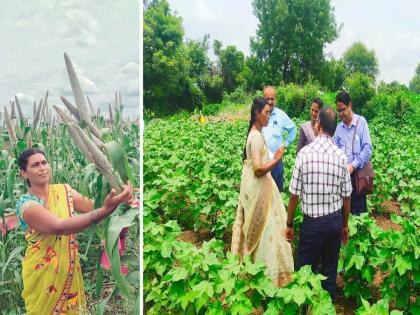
[289,134,351,217]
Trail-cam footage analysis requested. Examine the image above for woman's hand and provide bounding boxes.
[274,145,285,161]
[102,181,134,214]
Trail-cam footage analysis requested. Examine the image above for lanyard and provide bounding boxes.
[344,118,360,157]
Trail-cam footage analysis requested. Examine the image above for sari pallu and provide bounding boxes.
[20,184,86,315]
[231,131,294,287]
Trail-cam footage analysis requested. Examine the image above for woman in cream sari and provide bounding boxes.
[231,97,294,287]
[15,148,133,314]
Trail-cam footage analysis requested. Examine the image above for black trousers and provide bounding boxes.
[350,173,367,215]
[297,211,342,300]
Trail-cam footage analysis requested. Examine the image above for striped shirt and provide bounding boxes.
[289,134,352,217]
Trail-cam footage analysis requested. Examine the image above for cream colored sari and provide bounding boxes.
[231,130,294,287]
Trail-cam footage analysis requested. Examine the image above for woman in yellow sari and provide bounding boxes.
[15,148,133,314]
[231,97,294,287]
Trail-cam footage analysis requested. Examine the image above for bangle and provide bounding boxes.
[286,221,293,228]
[90,209,100,223]
[95,209,100,222]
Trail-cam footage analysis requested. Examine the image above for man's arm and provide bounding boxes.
[342,197,350,227]
[287,194,299,225]
[342,197,350,244]
[285,153,302,242]
[351,118,372,170]
[341,161,353,244]
[285,194,299,242]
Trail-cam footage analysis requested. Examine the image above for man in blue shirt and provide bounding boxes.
[262,86,296,192]
[335,91,373,215]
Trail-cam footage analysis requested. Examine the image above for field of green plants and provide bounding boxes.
[0,55,140,315]
[144,87,419,314]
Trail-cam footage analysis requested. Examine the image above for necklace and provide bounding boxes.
[28,187,49,206]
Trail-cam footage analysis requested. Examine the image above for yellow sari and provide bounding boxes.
[231,130,294,287]
[17,184,86,315]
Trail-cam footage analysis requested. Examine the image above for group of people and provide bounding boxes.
[232,87,373,300]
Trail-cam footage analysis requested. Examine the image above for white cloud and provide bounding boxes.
[113,62,139,102]
[58,8,99,48]
[0,0,138,119]
[194,0,218,22]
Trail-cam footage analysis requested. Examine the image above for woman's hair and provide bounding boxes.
[18,148,46,187]
[242,96,268,160]
[312,97,324,108]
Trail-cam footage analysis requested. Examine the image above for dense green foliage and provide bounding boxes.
[144,0,417,115]
[342,42,379,79]
[214,41,245,93]
[144,85,419,313]
[343,72,376,112]
[409,63,420,93]
[250,0,337,84]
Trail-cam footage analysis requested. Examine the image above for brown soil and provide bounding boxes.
[372,268,389,288]
[382,200,402,216]
[335,273,358,315]
[194,107,249,123]
[250,306,264,315]
[373,214,403,232]
[177,230,199,244]
[177,229,212,246]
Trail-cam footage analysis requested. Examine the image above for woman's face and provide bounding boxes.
[21,153,50,187]
[256,104,271,127]
[310,103,320,123]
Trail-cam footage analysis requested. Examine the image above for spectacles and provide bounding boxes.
[337,107,347,113]
[265,98,275,101]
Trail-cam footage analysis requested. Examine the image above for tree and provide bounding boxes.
[144,0,190,112]
[186,35,211,80]
[343,72,376,113]
[409,63,420,93]
[317,57,346,91]
[250,0,337,84]
[213,41,245,92]
[342,42,378,79]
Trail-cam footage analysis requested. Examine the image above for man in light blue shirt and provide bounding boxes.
[261,86,296,192]
[335,91,373,215]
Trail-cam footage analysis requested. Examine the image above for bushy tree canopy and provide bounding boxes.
[213,41,245,93]
[409,63,420,93]
[343,42,378,79]
[250,0,337,84]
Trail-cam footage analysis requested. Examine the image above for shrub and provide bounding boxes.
[277,82,322,119]
[343,72,376,113]
[363,90,420,128]
[202,103,222,116]
[201,74,224,104]
[222,85,252,105]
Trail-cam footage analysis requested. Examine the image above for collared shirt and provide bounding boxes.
[334,113,373,170]
[289,134,352,218]
[262,107,296,153]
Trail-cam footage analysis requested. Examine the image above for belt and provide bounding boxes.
[303,209,341,220]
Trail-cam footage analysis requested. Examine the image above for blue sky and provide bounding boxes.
[0,0,139,119]
[167,0,420,85]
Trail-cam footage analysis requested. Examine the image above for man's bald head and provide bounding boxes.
[263,86,276,109]
[318,107,337,136]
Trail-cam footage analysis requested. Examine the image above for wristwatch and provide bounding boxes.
[286,221,293,228]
